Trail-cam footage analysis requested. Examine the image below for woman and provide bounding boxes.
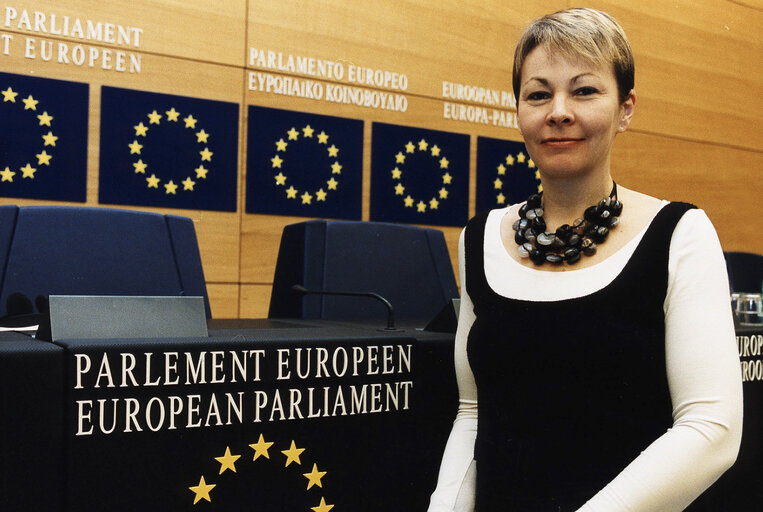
[428,8,742,512]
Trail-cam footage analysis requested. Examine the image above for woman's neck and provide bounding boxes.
[539,174,614,231]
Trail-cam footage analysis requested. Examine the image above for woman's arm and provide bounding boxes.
[428,230,479,512]
[580,209,743,511]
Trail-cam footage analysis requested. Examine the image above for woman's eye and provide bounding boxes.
[575,87,598,96]
[526,91,550,101]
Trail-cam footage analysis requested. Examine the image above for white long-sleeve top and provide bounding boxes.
[428,204,743,512]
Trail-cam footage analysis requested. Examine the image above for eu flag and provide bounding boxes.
[246,106,363,220]
[0,71,88,202]
[98,86,239,212]
[370,123,468,227]
[476,136,541,213]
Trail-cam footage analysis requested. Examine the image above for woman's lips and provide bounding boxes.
[542,138,584,147]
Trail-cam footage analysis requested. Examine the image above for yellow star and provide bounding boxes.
[1,87,17,102]
[505,154,515,165]
[394,183,405,195]
[535,170,541,180]
[431,145,441,157]
[517,152,526,163]
[327,144,339,157]
[439,157,449,169]
[164,180,178,194]
[286,185,298,199]
[331,161,342,174]
[133,160,147,174]
[0,167,15,182]
[528,158,536,168]
[303,125,314,137]
[36,150,52,166]
[311,497,334,512]
[183,114,197,128]
[287,127,299,140]
[134,122,148,136]
[326,177,338,190]
[438,187,449,199]
[391,167,402,179]
[165,107,180,121]
[271,155,284,168]
[128,140,143,154]
[274,172,286,185]
[275,138,288,151]
[394,152,405,164]
[215,447,241,474]
[317,131,329,144]
[497,163,506,175]
[196,129,209,143]
[147,110,162,124]
[195,165,209,179]
[22,95,38,110]
[189,476,215,505]
[497,192,506,204]
[37,111,53,126]
[146,174,160,188]
[316,188,327,201]
[182,177,196,191]
[417,201,427,212]
[20,163,36,178]
[442,172,452,184]
[42,131,58,146]
[200,147,213,161]
[249,434,274,461]
[403,195,414,207]
[538,183,543,193]
[303,463,327,490]
[418,138,428,151]
[405,141,415,153]
[494,178,503,189]
[429,198,440,210]
[301,191,313,204]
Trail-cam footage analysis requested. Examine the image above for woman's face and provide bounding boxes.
[516,44,634,181]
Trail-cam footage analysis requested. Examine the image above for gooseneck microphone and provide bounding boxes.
[291,284,401,331]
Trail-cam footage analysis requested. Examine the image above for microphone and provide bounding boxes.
[291,284,401,331]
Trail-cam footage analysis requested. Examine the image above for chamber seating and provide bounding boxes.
[725,251,763,293]
[268,219,458,326]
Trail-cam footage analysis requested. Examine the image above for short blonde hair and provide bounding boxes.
[512,8,634,105]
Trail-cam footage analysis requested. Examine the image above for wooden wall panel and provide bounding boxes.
[207,282,240,319]
[240,283,272,319]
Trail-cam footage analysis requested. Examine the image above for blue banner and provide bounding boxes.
[476,136,540,213]
[246,106,363,220]
[0,71,88,202]
[370,123,469,227]
[99,86,239,212]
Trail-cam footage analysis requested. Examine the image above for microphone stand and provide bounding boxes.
[291,285,402,331]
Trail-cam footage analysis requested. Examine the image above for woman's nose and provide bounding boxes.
[546,95,574,125]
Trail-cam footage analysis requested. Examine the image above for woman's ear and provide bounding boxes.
[618,89,636,133]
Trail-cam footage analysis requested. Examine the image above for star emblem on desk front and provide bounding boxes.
[0,85,58,184]
[126,106,213,195]
[389,138,453,214]
[269,124,345,205]
[187,435,337,509]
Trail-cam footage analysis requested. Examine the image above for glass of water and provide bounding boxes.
[736,293,763,325]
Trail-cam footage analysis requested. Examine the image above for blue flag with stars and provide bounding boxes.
[0,71,88,202]
[98,86,239,212]
[246,106,363,220]
[370,123,468,227]
[476,136,541,213]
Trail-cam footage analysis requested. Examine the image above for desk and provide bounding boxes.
[0,320,457,512]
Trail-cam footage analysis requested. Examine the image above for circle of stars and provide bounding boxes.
[188,434,335,511]
[270,125,341,206]
[128,107,213,195]
[0,85,57,183]
[492,150,540,206]
[390,138,452,213]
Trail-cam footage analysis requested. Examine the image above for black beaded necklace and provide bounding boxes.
[512,182,622,265]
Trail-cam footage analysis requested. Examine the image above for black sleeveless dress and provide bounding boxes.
[465,202,697,511]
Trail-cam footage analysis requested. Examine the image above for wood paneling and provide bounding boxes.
[207,282,239,318]
[240,283,272,319]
